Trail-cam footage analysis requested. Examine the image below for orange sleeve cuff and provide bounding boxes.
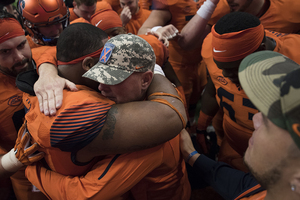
[197,110,214,130]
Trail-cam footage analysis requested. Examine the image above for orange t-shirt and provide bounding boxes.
[0,73,24,153]
[152,0,202,65]
[138,34,169,67]
[202,30,300,155]
[23,85,115,176]
[209,0,300,33]
[125,8,151,34]
[26,135,191,200]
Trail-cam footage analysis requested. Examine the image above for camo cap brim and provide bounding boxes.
[239,50,300,149]
[83,33,155,85]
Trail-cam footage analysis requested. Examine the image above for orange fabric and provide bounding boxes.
[140,0,152,10]
[152,0,209,106]
[26,135,191,200]
[69,1,113,22]
[70,17,90,24]
[96,1,113,11]
[69,8,79,22]
[31,46,57,69]
[103,0,122,14]
[239,191,266,200]
[138,34,169,67]
[0,59,47,200]
[0,18,25,44]
[23,85,115,176]
[57,47,104,65]
[0,73,24,152]
[208,0,300,33]
[91,9,122,30]
[10,167,48,200]
[197,110,214,130]
[124,7,151,34]
[201,29,300,171]
[211,24,265,62]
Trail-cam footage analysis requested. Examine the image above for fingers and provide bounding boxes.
[20,132,30,151]
[65,80,78,92]
[158,25,179,40]
[28,151,45,163]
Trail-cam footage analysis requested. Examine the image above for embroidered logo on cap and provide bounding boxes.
[100,43,115,63]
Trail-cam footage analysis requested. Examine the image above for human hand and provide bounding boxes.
[146,24,178,47]
[1,122,44,172]
[180,129,197,159]
[34,64,78,116]
[14,122,44,165]
[120,6,132,26]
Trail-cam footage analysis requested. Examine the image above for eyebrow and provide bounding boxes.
[0,39,27,52]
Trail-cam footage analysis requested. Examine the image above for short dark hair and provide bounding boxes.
[57,23,108,62]
[214,12,261,34]
[74,0,97,6]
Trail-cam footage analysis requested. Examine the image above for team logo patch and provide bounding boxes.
[217,76,228,85]
[99,43,115,64]
[18,0,25,15]
[8,95,22,106]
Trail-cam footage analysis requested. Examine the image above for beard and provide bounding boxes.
[245,156,287,190]
[0,58,33,77]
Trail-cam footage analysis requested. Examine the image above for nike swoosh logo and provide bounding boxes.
[95,20,102,27]
[213,47,227,53]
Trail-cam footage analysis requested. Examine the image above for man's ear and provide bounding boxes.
[73,1,77,8]
[82,57,96,71]
[290,170,300,196]
[141,71,153,89]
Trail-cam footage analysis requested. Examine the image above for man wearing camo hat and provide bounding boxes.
[83,33,157,103]
[24,25,191,199]
[180,50,300,200]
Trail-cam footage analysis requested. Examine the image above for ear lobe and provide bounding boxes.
[290,171,300,195]
[141,71,153,89]
[82,57,95,71]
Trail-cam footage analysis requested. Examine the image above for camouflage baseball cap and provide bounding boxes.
[239,50,300,149]
[82,33,156,85]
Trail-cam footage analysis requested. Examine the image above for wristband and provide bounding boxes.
[154,64,165,76]
[150,26,162,34]
[197,0,217,20]
[1,148,23,172]
[186,150,198,163]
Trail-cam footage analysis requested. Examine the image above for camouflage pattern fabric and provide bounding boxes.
[239,50,300,149]
[83,33,156,85]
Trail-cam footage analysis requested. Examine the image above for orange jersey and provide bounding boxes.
[138,34,168,67]
[23,85,115,176]
[26,135,191,200]
[202,30,300,156]
[152,0,202,65]
[0,73,24,153]
[209,0,300,33]
[125,8,151,34]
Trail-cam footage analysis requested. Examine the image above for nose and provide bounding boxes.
[98,83,108,92]
[14,49,24,63]
[253,112,263,130]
